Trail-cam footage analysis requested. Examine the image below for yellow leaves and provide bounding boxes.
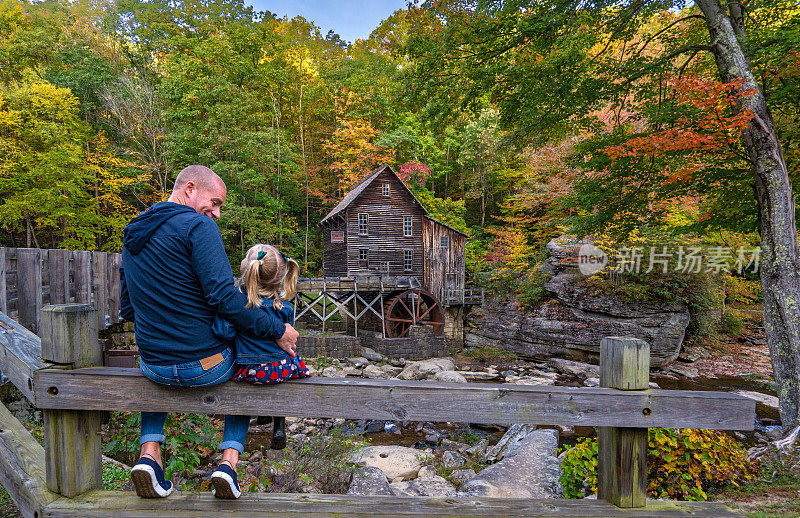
[286,46,319,79]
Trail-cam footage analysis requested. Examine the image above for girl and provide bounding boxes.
[210,244,310,498]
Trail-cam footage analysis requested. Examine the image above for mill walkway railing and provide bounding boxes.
[0,302,753,517]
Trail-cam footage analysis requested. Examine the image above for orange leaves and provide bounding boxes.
[603,75,756,166]
[322,117,392,201]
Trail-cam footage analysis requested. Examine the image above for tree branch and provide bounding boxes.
[624,45,714,85]
[633,15,706,59]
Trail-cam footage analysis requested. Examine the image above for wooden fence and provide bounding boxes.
[0,247,121,334]
[0,304,752,517]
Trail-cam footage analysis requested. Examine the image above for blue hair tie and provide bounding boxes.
[256,251,266,260]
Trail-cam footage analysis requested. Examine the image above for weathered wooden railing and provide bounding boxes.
[0,305,751,517]
[0,247,122,334]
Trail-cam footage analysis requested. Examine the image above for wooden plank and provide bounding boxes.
[41,305,102,498]
[17,248,43,334]
[72,251,92,304]
[0,248,7,315]
[106,254,121,325]
[598,337,649,508]
[0,311,45,402]
[0,402,59,518]
[41,491,744,517]
[33,369,755,430]
[92,252,107,330]
[48,250,72,305]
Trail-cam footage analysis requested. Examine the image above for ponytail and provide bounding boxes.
[241,258,263,309]
[283,258,300,303]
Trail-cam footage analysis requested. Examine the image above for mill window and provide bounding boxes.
[359,248,369,267]
[383,183,390,196]
[403,216,413,237]
[358,213,368,235]
[404,250,413,271]
[440,236,449,248]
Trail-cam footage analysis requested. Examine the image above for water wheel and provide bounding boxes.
[384,289,444,338]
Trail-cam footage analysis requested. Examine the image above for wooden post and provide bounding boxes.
[73,251,91,304]
[49,250,72,305]
[598,336,649,508]
[106,253,121,325]
[41,304,102,498]
[92,252,107,330]
[0,247,6,315]
[17,248,43,334]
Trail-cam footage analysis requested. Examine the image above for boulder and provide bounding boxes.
[390,475,456,497]
[486,424,536,463]
[380,365,403,377]
[362,347,384,362]
[548,359,599,380]
[464,439,489,457]
[458,371,500,381]
[397,358,456,380]
[416,465,438,479]
[664,362,700,378]
[347,357,370,368]
[433,371,468,383]
[457,429,561,498]
[320,366,342,377]
[348,467,393,496]
[342,366,362,377]
[350,446,425,481]
[733,390,779,412]
[363,364,389,379]
[507,375,556,386]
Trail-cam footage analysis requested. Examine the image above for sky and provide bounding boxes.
[247,0,408,43]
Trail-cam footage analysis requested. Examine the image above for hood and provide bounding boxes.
[123,202,197,254]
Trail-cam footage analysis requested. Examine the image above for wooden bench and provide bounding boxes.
[0,305,754,517]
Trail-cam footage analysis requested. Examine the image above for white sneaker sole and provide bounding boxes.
[131,464,174,498]
[211,470,241,499]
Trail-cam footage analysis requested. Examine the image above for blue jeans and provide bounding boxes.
[139,348,249,454]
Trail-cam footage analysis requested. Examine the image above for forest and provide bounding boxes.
[0,0,796,272]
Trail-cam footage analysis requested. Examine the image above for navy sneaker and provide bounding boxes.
[210,463,241,499]
[130,457,174,498]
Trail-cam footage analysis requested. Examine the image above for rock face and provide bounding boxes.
[466,237,690,367]
[350,446,425,481]
[457,429,561,498]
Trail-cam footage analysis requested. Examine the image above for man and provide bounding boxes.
[120,165,298,499]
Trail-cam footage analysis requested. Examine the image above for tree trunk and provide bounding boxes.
[697,0,800,429]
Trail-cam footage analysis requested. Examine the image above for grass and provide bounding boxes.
[709,454,800,517]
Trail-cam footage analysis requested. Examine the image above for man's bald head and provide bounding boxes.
[168,165,227,220]
[172,165,224,194]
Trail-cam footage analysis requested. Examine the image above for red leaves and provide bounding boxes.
[603,75,756,166]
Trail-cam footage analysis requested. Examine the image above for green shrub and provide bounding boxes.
[254,428,363,494]
[560,429,757,501]
[720,311,744,336]
[560,438,598,498]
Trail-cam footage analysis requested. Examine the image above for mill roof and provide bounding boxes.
[320,164,428,225]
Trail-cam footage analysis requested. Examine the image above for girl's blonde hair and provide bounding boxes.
[239,244,299,310]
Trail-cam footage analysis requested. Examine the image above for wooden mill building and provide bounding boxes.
[320,165,467,302]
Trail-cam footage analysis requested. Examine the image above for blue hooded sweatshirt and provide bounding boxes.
[120,201,286,366]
